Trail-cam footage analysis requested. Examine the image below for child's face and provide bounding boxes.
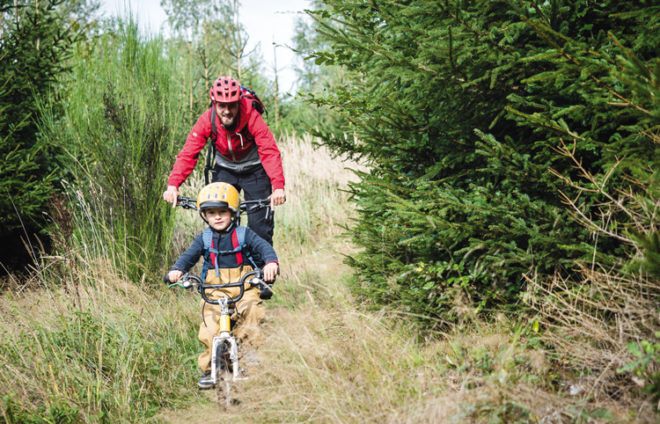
[204,208,233,231]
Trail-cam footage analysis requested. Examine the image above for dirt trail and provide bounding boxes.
[154,239,351,424]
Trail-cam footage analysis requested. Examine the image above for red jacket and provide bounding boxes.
[167,98,285,190]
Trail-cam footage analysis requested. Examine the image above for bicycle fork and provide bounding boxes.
[210,297,247,384]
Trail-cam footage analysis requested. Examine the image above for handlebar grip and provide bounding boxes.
[163,274,170,284]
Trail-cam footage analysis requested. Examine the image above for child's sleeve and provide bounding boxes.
[245,228,278,265]
[171,233,205,272]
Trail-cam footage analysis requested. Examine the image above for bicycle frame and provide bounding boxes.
[168,196,275,407]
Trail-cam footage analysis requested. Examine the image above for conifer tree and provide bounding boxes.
[0,0,80,271]
[306,0,658,321]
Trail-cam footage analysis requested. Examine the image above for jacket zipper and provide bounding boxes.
[227,133,237,161]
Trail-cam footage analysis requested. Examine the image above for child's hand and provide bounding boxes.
[262,262,278,282]
[168,270,183,283]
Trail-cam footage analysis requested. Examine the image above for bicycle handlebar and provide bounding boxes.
[175,196,271,211]
[174,196,273,223]
[165,270,274,303]
[175,196,197,210]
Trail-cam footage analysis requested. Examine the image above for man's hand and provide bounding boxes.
[262,262,278,282]
[168,270,183,283]
[163,185,179,208]
[270,188,286,208]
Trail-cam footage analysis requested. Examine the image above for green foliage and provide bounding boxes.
[618,333,660,402]
[307,0,659,321]
[40,20,188,279]
[2,394,80,424]
[0,0,81,270]
[0,290,201,423]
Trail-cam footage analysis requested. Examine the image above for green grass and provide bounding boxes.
[0,269,203,422]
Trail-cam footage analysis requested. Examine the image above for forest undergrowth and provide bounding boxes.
[0,135,655,423]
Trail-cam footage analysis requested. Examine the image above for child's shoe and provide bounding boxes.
[197,371,214,390]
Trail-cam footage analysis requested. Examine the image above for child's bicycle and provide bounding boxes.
[165,270,274,409]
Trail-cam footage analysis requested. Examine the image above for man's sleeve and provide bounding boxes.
[167,110,212,188]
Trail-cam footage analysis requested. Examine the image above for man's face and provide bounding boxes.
[204,208,233,231]
[214,101,239,128]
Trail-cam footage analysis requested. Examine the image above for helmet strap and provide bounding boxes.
[213,219,236,236]
[200,210,238,234]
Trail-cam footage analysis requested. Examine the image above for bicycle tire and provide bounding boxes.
[215,342,235,410]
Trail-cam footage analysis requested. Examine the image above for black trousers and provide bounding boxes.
[212,165,274,247]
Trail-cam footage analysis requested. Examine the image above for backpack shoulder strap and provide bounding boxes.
[201,227,220,281]
[230,226,245,265]
[202,227,213,254]
[235,225,246,245]
[204,107,217,184]
[210,106,218,139]
[233,225,257,268]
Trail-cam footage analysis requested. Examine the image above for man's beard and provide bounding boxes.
[221,111,239,131]
[222,120,237,131]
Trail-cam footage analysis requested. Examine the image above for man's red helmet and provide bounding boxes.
[209,76,242,103]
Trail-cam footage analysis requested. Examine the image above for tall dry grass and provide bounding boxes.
[525,139,659,419]
[277,133,361,246]
[220,256,644,423]
[526,265,659,419]
[0,249,204,422]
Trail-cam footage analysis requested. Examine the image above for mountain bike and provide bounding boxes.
[166,270,274,410]
[175,195,274,224]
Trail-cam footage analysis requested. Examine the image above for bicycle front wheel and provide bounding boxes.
[215,342,235,410]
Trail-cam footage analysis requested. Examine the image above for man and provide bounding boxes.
[163,76,285,245]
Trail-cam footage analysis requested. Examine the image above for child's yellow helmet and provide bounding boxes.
[197,182,240,213]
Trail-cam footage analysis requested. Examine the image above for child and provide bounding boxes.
[167,182,279,389]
